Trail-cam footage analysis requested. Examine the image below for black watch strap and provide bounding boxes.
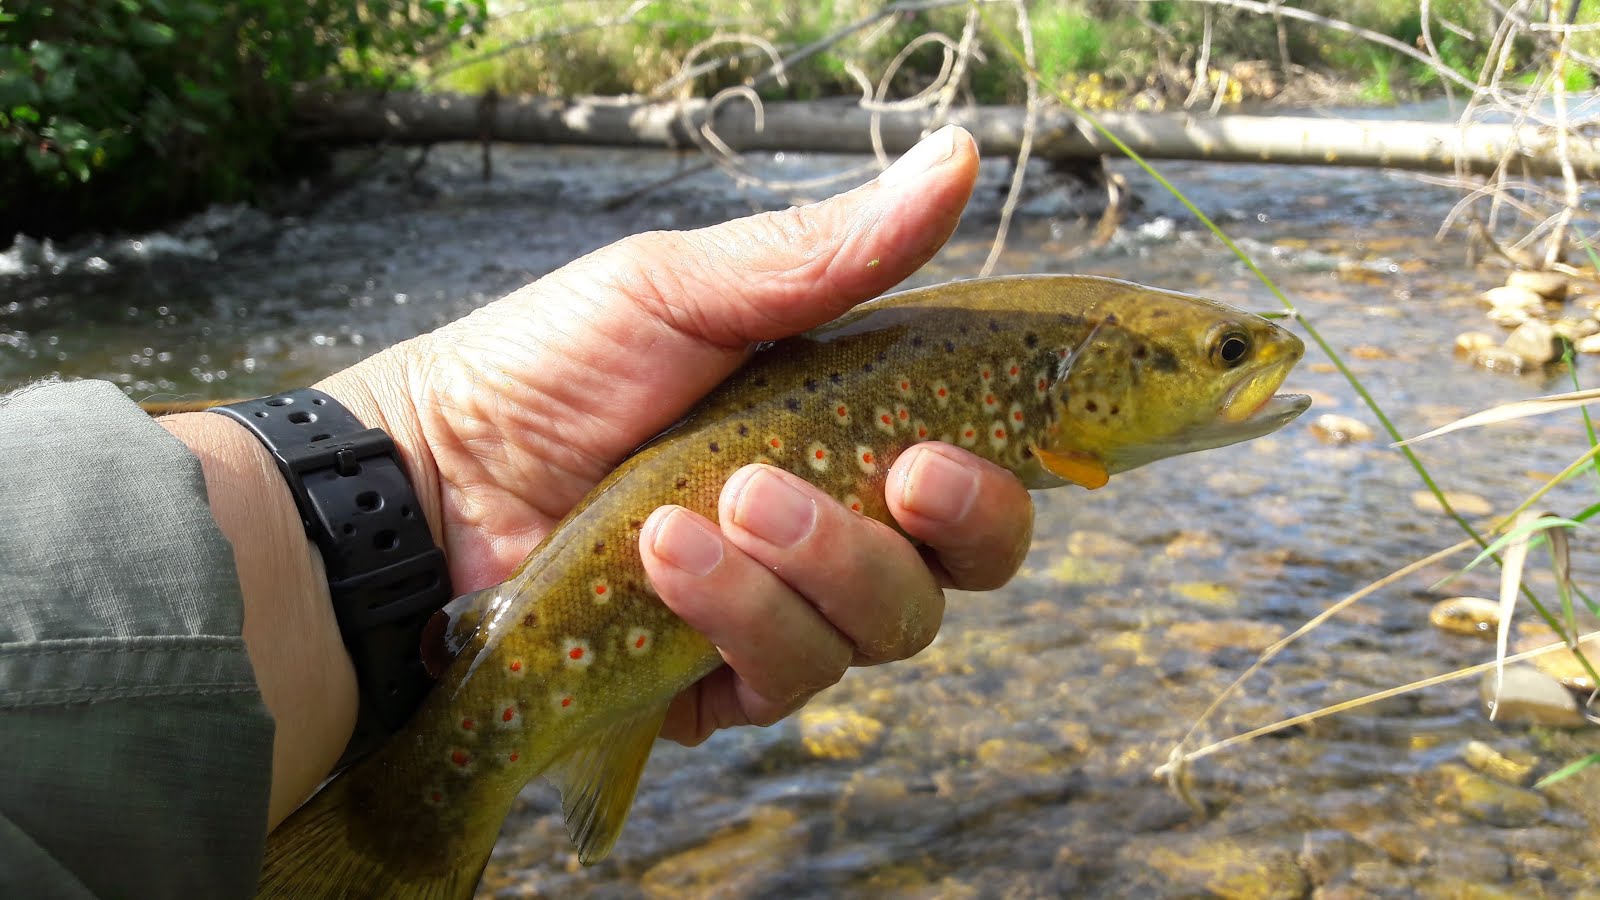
[210,389,452,764]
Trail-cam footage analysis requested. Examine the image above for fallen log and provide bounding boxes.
[293,91,1600,179]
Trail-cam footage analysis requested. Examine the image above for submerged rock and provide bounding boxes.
[1469,346,1529,373]
[1412,490,1494,517]
[638,807,804,898]
[1462,740,1537,786]
[1429,596,1501,638]
[797,707,886,761]
[1428,762,1548,827]
[1309,413,1376,445]
[1142,837,1310,900]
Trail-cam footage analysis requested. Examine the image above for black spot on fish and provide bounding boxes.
[737,424,749,436]
[1110,405,1120,416]
[522,612,538,628]
[911,336,925,348]
[863,362,874,373]
[1025,332,1039,349]
[943,340,956,353]
[988,320,1001,332]
[804,378,819,393]
[593,541,606,554]
[1105,313,1119,326]
[629,519,643,530]
[1022,447,1033,458]
[830,372,843,385]
[709,441,721,453]
[877,350,888,362]
[1086,400,1099,413]
[1149,346,1180,373]
[786,397,801,412]
[752,376,768,388]
[675,477,689,489]
[1133,345,1147,360]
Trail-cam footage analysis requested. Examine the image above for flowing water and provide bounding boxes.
[6,140,1600,898]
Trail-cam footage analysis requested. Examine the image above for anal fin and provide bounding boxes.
[545,702,671,865]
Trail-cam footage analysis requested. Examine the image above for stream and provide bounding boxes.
[5,136,1600,898]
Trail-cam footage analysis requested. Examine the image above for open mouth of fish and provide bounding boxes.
[1214,359,1312,434]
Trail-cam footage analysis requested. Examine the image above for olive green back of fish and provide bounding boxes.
[254,275,1306,900]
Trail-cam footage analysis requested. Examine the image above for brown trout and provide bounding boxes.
[254,274,1309,899]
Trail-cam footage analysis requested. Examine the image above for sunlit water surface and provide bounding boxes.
[6,140,1600,898]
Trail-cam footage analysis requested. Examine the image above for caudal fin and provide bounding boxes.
[255,770,492,900]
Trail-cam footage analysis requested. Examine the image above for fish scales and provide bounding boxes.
[255,274,1311,899]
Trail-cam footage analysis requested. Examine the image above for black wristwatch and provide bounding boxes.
[210,389,452,764]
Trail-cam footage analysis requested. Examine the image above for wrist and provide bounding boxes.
[157,412,358,827]
[313,352,446,549]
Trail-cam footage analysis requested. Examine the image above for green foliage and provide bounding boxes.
[1,0,488,237]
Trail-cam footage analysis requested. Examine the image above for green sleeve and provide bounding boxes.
[0,380,275,900]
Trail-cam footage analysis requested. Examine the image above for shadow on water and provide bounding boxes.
[7,143,1600,896]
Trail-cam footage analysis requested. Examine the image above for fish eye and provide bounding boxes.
[1211,330,1252,368]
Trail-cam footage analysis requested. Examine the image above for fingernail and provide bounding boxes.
[878,125,959,188]
[900,446,980,523]
[732,468,817,548]
[652,508,724,576]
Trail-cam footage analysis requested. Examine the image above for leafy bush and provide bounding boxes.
[1,0,487,238]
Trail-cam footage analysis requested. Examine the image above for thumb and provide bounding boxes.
[550,124,980,349]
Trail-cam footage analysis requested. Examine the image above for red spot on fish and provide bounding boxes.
[1013,411,1025,422]
[1009,365,1020,376]
[897,409,909,421]
[502,707,515,722]
[900,380,910,391]
[837,405,848,416]
[461,718,475,730]
[561,696,572,708]
[635,635,647,649]
[1037,378,1048,391]
[1058,349,1069,359]
[815,448,826,459]
[509,752,519,763]
[569,647,585,660]
[451,749,471,768]
[431,791,443,803]
[994,428,1006,439]
[509,660,522,673]
[917,426,928,438]
[964,428,976,439]
[861,451,875,464]
[985,394,996,406]
[880,413,892,425]
[769,437,782,449]
[981,370,992,380]
[594,584,607,596]
[851,501,862,512]
[937,387,948,398]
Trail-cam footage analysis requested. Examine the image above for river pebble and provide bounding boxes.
[1309,412,1376,444]
[1470,346,1529,373]
[638,806,804,898]
[1503,320,1563,365]
[1462,740,1537,786]
[1515,624,1600,691]
[1506,269,1570,301]
[1429,596,1501,638]
[1480,666,1588,728]
[1412,490,1494,517]
[1455,331,1498,353]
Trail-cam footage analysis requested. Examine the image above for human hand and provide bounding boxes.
[315,125,1035,744]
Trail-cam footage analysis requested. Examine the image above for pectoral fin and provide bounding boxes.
[421,586,505,678]
[1030,446,1110,490]
[545,702,672,865]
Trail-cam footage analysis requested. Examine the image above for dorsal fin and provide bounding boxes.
[420,586,503,678]
[545,702,672,865]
